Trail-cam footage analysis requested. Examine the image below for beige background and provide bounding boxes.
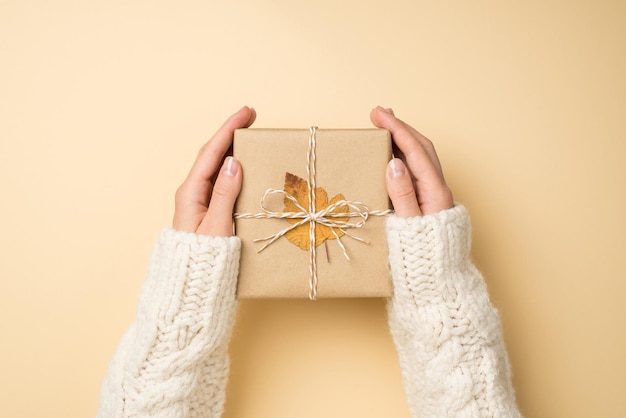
[1,1,624,417]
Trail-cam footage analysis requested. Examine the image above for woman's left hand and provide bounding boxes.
[173,106,256,236]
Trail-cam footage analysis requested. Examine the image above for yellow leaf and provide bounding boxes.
[320,193,349,242]
[282,173,348,250]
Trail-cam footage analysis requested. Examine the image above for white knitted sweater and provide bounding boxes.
[98,205,522,417]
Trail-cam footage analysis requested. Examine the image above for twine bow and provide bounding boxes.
[235,127,391,300]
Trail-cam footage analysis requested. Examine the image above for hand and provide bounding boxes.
[370,106,453,217]
[173,106,256,236]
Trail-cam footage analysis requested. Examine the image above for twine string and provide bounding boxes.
[307,127,318,299]
[235,127,392,300]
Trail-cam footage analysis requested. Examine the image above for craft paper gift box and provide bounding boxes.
[234,128,392,299]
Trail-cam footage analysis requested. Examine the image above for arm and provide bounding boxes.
[371,107,522,417]
[386,207,521,417]
[97,230,240,418]
[97,107,257,417]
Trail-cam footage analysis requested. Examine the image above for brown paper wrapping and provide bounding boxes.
[234,128,392,298]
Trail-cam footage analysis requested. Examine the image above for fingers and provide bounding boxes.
[173,106,255,234]
[186,106,256,185]
[386,158,421,217]
[402,122,445,178]
[371,106,454,216]
[370,106,443,187]
[197,157,242,236]
[379,108,442,175]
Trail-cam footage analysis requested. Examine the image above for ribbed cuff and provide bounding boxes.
[385,205,472,279]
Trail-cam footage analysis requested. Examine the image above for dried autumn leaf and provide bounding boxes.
[283,172,349,250]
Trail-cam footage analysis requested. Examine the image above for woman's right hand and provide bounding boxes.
[173,106,256,236]
[370,106,454,217]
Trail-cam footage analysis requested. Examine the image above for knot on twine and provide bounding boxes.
[235,126,391,300]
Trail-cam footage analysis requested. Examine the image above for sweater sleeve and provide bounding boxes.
[385,205,522,418]
[97,228,240,418]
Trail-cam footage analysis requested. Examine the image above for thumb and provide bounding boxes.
[197,157,242,236]
[386,158,421,217]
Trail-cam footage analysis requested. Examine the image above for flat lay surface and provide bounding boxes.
[1,1,625,417]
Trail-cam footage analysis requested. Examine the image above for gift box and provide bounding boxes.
[233,128,392,299]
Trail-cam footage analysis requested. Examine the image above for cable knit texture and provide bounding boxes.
[386,205,522,417]
[98,206,522,417]
[97,228,240,418]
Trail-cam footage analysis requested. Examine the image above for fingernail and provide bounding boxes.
[388,158,405,179]
[223,156,238,176]
[375,105,390,112]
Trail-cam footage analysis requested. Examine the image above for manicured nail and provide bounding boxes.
[388,158,405,179]
[224,156,238,176]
